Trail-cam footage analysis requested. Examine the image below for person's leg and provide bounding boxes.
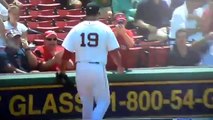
[92,65,110,120]
[75,63,94,120]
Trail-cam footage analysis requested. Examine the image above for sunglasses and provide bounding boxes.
[46,38,57,41]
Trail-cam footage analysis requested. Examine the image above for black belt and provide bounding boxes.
[76,61,100,64]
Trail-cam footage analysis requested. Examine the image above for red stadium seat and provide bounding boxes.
[66,14,86,20]
[19,15,32,21]
[27,34,37,42]
[66,20,80,26]
[38,21,53,27]
[57,9,69,17]
[68,9,85,15]
[148,46,170,67]
[120,47,142,69]
[57,32,68,40]
[27,34,44,43]
[37,9,60,20]
[27,21,39,29]
[139,48,149,67]
[55,21,67,29]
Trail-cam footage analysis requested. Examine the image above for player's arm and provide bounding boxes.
[60,49,74,73]
[109,48,124,74]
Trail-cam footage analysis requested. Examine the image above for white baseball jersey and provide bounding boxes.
[62,21,119,65]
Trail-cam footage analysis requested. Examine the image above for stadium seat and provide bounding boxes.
[19,15,32,21]
[68,9,85,15]
[57,9,70,17]
[27,34,44,43]
[66,20,80,26]
[120,47,142,69]
[139,48,149,67]
[27,21,38,29]
[38,21,53,27]
[37,9,60,20]
[55,21,67,29]
[66,14,86,21]
[57,32,68,40]
[148,46,170,67]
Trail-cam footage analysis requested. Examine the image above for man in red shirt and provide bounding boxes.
[34,30,74,71]
[112,13,135,50]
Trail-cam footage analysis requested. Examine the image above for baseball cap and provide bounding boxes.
[86,2,100,16]
[5,29,21,38]
[44,30,57,38]
[114,13,127,24]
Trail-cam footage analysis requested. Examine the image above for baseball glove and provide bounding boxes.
[55,72,75,89]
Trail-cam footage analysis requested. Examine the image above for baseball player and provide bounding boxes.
[58,2,125,120]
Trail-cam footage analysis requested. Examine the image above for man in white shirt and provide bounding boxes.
[169,0,204,43]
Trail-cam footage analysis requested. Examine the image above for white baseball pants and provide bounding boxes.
[75,62,110,120]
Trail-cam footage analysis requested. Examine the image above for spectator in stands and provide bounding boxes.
[201,0,213,35]
[0,29,38,73]
[4,5,28,40]
[58,0,82,9]
[134,0,170,41]
[112,0,134,22]
[34,30,74,71]
[112,13,135,50]
[169,0,204,43]
[69,0,82,9]
[112,0,142,29]
[93,0,112,19]
[5,0,22,7]
[169,29,213,66]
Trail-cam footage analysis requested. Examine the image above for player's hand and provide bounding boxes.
[55,72,75,88]
[117,66,125,74]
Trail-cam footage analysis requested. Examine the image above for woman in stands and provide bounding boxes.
[3,5,28,40]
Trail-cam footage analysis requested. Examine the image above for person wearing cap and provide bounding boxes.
[58,2,124,120]
[112,13,135,49]
[33,30,74,71]
[0,29,38,73]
